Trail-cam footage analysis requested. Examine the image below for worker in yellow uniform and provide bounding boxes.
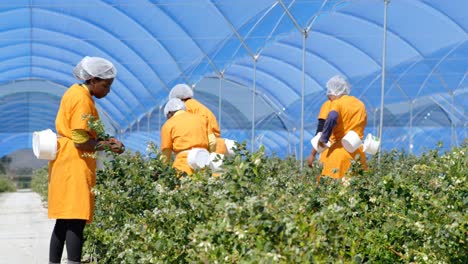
[317,75,367,179]
[48,56,125,264]
[307,82,350,167]
[168,83,226,154]
[160,98,214,175]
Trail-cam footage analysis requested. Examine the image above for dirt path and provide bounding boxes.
[0,189,58,263]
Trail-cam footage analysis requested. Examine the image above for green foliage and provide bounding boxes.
[31,166,49,200]
[82,143,467,263]
[0,175,16,192]
[83,114,110,140]
[0,156,12,175]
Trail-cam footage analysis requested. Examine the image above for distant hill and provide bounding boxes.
[7,149,48,171]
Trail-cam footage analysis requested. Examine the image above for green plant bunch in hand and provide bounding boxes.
[83,114,125,155]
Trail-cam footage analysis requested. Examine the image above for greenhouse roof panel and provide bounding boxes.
[0,0,465,158]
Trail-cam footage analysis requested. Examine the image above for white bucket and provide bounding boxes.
[223,138,237,157]
[209,153,224,172]
[187,148,210,169]
[341,130,362,153]
[310,132,330,153]
[363,133,380,155]
[32,129,57,160]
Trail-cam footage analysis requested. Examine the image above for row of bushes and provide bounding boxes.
[32,143,467,263]
[31,166,49,200]
[0,175,16,192]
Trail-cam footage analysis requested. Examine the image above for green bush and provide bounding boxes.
[0,175,16,192]
[81,142,467,263]
[31,166,49,201]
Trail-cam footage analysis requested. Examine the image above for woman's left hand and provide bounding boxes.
[108,137,125,154]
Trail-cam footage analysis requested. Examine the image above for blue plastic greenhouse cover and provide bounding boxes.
[0,0,466,159]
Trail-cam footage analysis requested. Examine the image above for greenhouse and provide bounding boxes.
[0,1,467,263]
[0,0,466,160]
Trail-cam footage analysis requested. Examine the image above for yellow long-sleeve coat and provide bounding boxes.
[184,98,227,154]
[161,110,210,175]
[48,84,98,222]
[320,95,367,178]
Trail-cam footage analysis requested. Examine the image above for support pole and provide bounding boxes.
[218,71,224,131]
[451,92,456,147]
[300,30,307,169]
[378,0,389,166]
[158,105,163,132]
[147,112,151,141]
[409,100,413,154]
[251,56,258,153]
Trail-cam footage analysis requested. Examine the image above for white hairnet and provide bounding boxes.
[164,98,186,116]
[326,75,351,96]
[73,56,117,80]
[168,83,194,100]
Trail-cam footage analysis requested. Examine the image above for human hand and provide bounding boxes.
[307,154,315,168]
[307,149,317,168]
[108,137,125,154]
[318,141,327,149]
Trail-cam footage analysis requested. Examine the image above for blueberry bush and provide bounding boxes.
[77,142,467,263]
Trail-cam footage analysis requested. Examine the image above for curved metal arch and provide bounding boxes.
[0,91,62,101]
[208,0,255,59]
[455,72,467,91]
[230,62,301,102]
[412,100,452,127]
[0,132,29,144]
[153,0,224,75]
[416,40,466,97]
[238,57,305,98]
[357,58,422,111]
[336,11,425,60]
[29,53,144,115]
[0,55,75,82]
[0,63,131,121]
[417,0,467,35]
[0,4,26,13]
[228,1,280,58]
[105,0,192,85]
[0,135,32,157]
[27,71,129,128]
[35,5,169,95]
[335,10,456,102]
[31,28,146,123]
[33,9,162,109]
[259,51,324,93]
[432,93,466,124]
[32,41,164,106]
[256,112,288,131]
[0,78,123,130]
[311,29,381,68]
[215,73,284,118]
[275,40,349,83]
[0,40,29,54]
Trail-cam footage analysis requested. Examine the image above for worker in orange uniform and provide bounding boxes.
[307,82,351,167]
[160,98,214,175]
[168,83,227,154]
[317,75,367,179]
[48,56,125,264]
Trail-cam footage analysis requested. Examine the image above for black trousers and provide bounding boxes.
[49,219,86,263]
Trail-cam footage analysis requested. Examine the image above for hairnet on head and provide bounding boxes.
[164,98,186,116]
[73,56,117,81]
[168,83,194,100]
[326,75,351,96]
